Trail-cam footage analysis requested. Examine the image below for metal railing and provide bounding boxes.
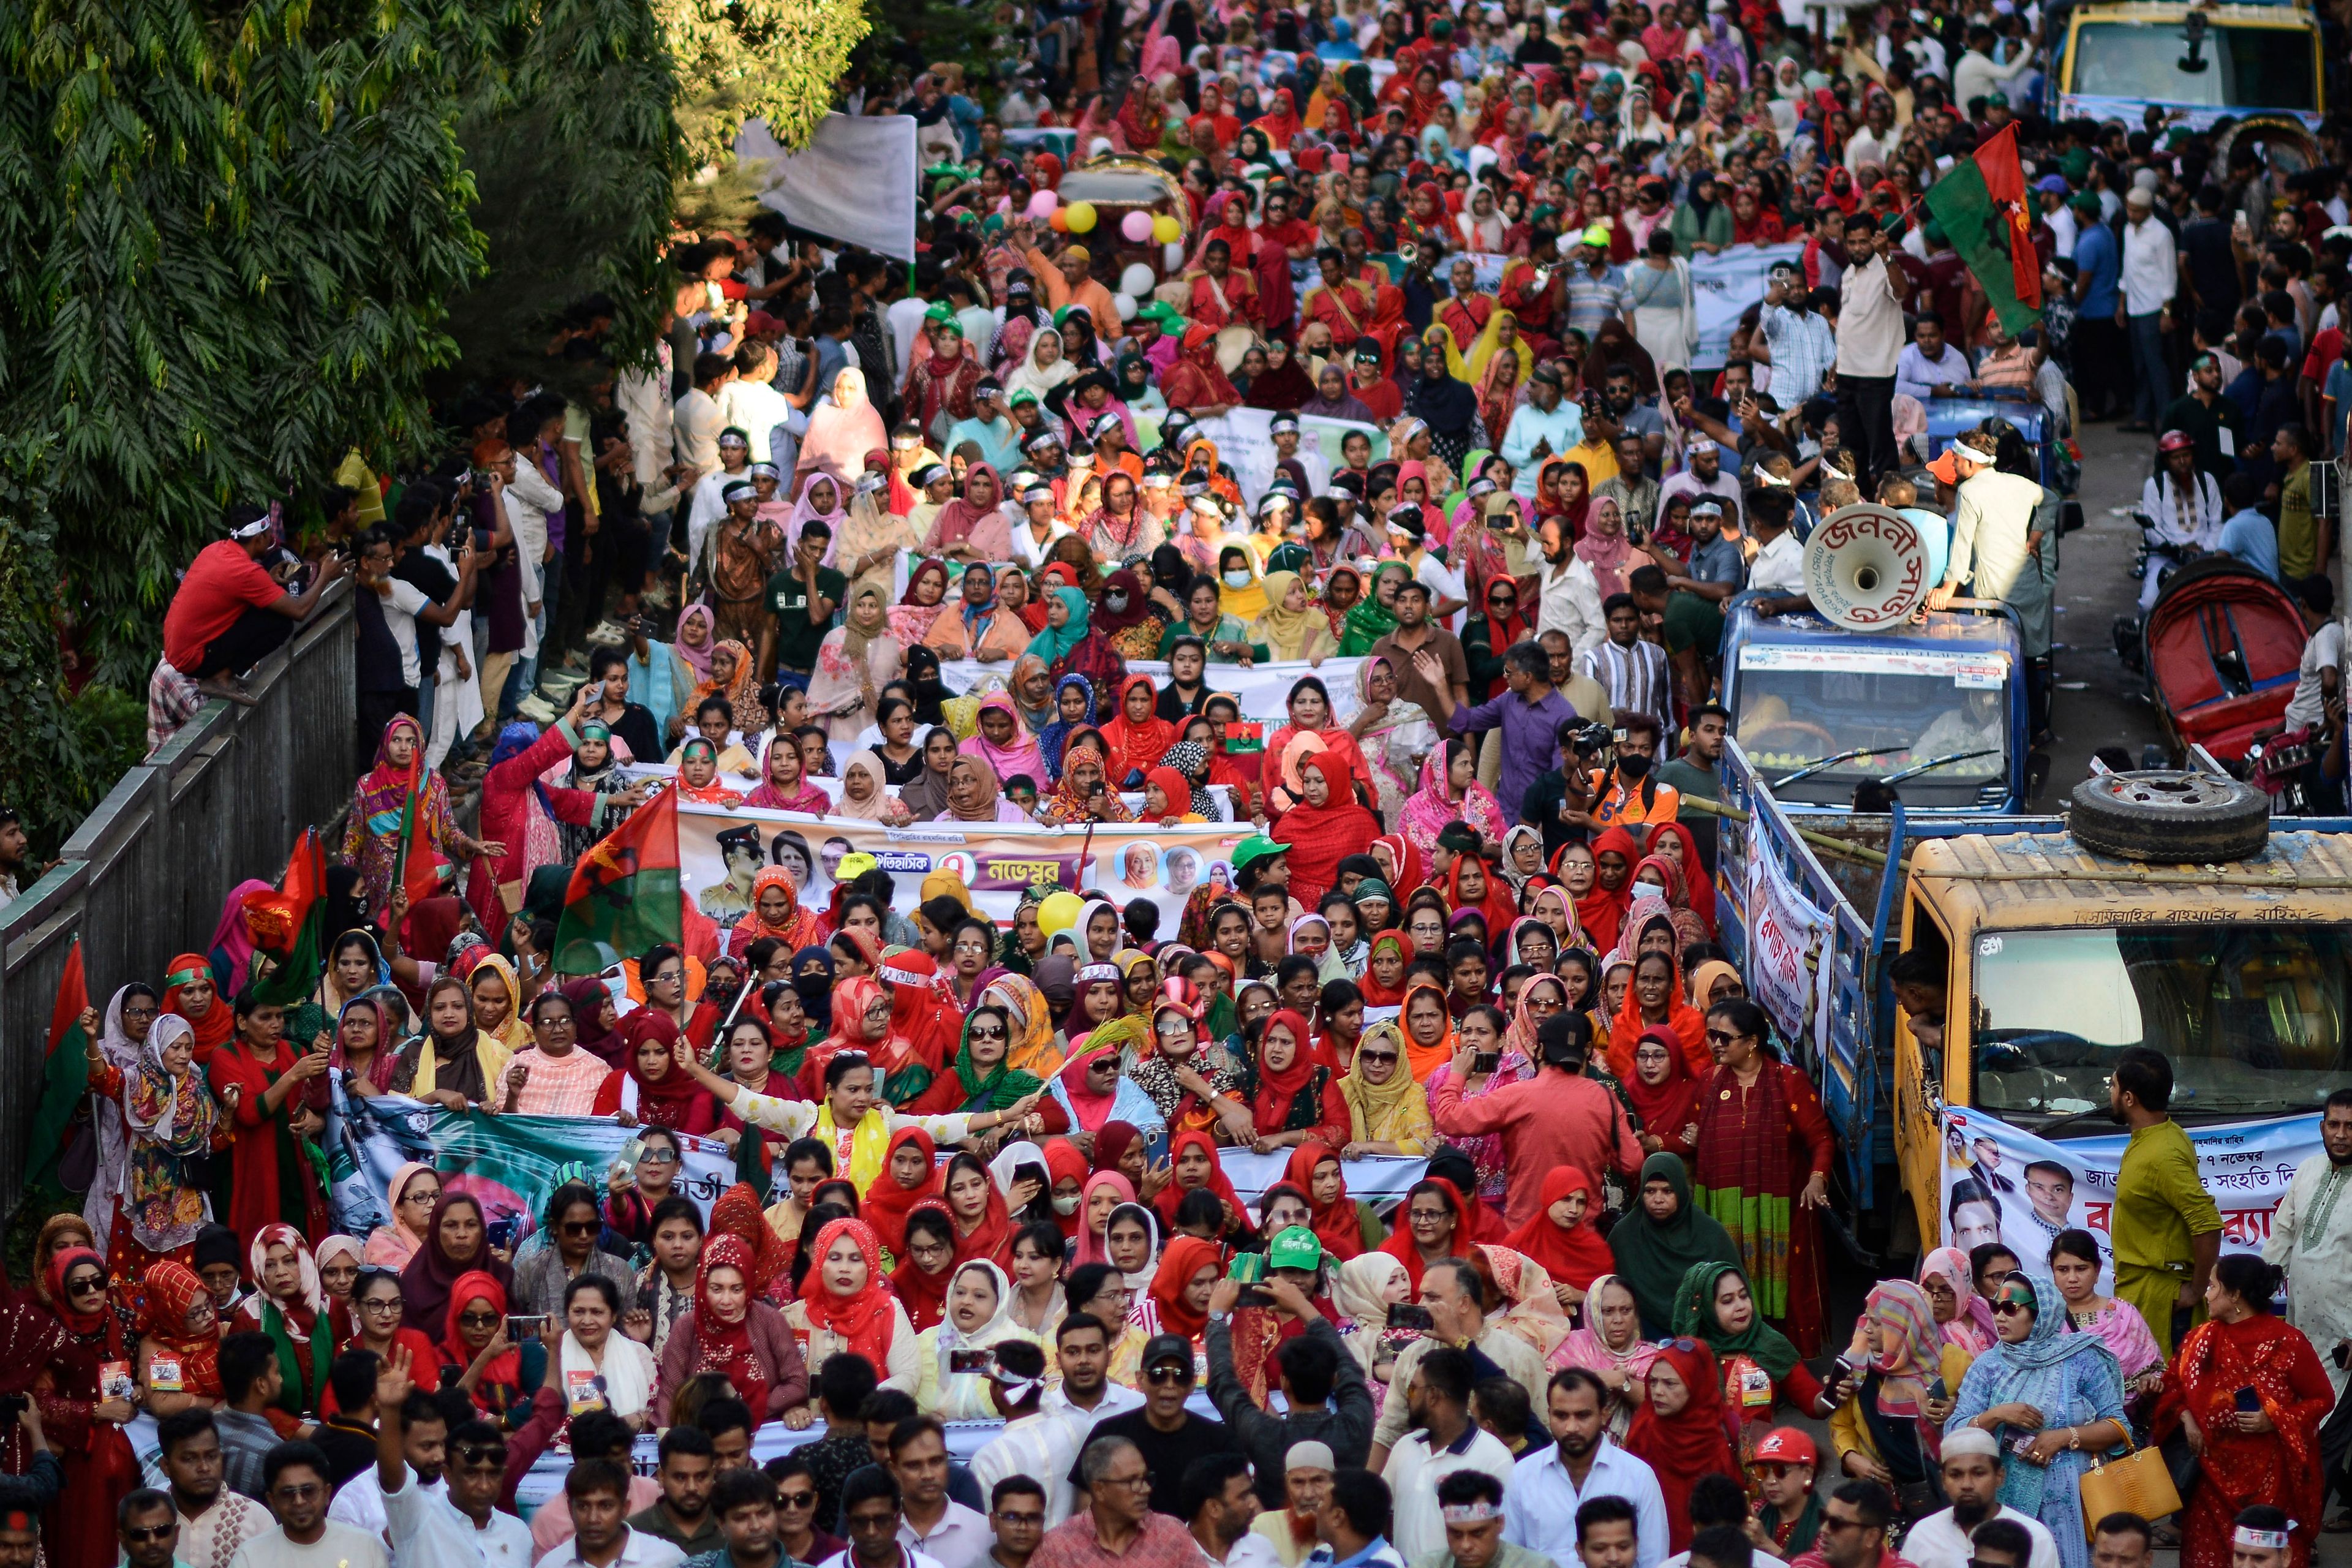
[0,578,359,1218]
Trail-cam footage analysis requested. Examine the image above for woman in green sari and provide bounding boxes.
[1607,1150,1741,1338]
[1338,560,1409,656]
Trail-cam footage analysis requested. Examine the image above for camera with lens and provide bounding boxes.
[1570,722,1615,755]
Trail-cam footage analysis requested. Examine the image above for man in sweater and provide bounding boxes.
[1206,1280,1378,1509]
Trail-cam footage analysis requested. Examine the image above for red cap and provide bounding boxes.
[1925,447,1964,485]
[2158,429,2195,453]
[1754,1428,1818,1466]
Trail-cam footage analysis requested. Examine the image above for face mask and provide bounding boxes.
[601,970,632,1012]
[1616,752,1652,781]
[1053,1192,1083,1216]
[1104,591,1129,612]
[793,971,831,1002]
[1224,569,1252,589]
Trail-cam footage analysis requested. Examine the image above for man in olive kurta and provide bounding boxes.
[2109,1046,2222,1357]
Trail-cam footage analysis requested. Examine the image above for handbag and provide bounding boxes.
[2078,1433,2184,1534]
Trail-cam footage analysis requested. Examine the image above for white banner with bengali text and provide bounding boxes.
[681,804,1250,932]
[1691,243,1804,371]
[940,656,1365,728]
[1936,1104,2323,1292]
[1744,842,1826,1045]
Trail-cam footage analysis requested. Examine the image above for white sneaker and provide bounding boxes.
[516,694,560,724]
[586,620,629,646]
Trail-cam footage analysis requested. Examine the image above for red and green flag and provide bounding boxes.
[554,785,683,973]
[1924,123,2044,337]
[25,937,91,1196]
[243,827,328,1005]
[385,769,446,921]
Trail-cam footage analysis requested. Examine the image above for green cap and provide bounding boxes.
[1581,223,1612,248]
[1232,835,1287,872]
[1268,1226,1324,1272]
[2068,190,2101,215]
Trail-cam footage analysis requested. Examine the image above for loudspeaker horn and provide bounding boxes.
[1801,502,1931,631]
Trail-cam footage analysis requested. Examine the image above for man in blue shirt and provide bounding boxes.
[2214,472,2281,581]
[1303,1469,1409,1568]
[2070,192,2124,422]
[1422,641,1581,829]
[1501,367,1586,497]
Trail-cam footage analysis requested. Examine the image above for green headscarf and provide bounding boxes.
[1671,1259,1801,1381]
[1607,1151,1743,1338]
[1338,561,1407,656]
[953,1009,1046,1111]
[1025,585,1093,664]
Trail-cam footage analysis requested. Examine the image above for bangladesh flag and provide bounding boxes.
[24,937,91,1197]
[554,785,683,973]
[244,828,328,1005]
[1925,123,2044,338]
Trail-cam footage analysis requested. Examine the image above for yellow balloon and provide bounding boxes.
[1152,213,1182,245]
[1037,890,1085,937]
[1065,200,1098,235]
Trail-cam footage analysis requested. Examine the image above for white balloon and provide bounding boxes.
[1163,240,1185,270]
[1114,292,1138,322]
[1120,262,1157,297]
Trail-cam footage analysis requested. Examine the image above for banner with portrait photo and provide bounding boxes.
[679,803,1251,932]
[1744,842,1826,1046]
[1935,1103,2323,1291]
[939,656,1366,729]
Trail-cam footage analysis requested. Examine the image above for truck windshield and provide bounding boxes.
[1733,647,2008,807]
[1972,925,2350,1126]
[2069,21,2315,110]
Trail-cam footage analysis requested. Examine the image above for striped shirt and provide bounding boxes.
[1579,637,1674,735]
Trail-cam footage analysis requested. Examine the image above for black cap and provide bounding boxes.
[1142,1334,1196,1376]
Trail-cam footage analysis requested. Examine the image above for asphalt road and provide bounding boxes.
[2040,420,2172,802]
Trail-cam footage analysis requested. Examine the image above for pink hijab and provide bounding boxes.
[1074,1170,1137,1267]
[1574,495,1638,600]
[959,692,1050,782]
[674,603,717,683]
[796,368,889,491]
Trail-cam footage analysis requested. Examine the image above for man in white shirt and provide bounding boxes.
[674,351,733,475]
[1381,1348,1518,1565]
[227,1443,390,1568]
[2283,576,2343,731]
[821,1468,946,1568]
[971,1344,1084,1528]
[2119,186,2179,431]
[326,1389,449,1553]
[1894,313,1975,405]
[159,1411,274,1568]
[1742,491,1807,600]
[538,1460,688,1568]
[1041,1314,1143,1448]
[892,1418,993,1568]
[1901,1431,2061,1568]
[718,341,805,472]
[1500,1371,1668,1568]
[1187,1453,1284,1568]
[1833,210,1911,494]
[2037,178,2079,261]
[1951,24,2032,112]
[373,1354,535,1566]
[2264,1090,2352,1393]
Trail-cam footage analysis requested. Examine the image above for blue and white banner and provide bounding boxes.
[1744,840,1826,1046]
[1936,1103,2323,1287]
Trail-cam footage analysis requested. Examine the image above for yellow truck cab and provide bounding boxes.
[1893,822,2352,1257]
[1717,741,2352,1268]
[2051,1,2325,131]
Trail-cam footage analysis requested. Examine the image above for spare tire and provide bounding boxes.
[2067,771,2271,864]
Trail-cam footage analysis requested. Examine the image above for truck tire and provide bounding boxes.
[2066,771,2271,863]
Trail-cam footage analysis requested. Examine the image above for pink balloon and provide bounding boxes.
[1027,189,1059,219]
[1121,209,1155,243]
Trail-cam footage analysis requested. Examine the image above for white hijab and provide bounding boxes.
[1006,327,1077,401]
[561,1320,657,1422]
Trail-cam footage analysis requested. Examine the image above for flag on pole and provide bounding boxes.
[386,770,445,921]
[1924,123,2043,337]
[554,787,684,973]
[243,828,328,1005]
[25,937,91,1194]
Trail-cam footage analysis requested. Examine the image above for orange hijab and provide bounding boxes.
[1399,981,1458,1083]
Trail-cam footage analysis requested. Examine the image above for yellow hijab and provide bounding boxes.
[1339,1020,1427,1139]
[1251,571,1327,662]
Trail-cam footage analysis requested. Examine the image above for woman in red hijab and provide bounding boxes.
[1161,326,1242,415]
[889,1200,958,1332]
[162,952,235,1065]
[1624,1338,1739,1552]
[1149,1235,1226,1344]
[1152,1129,1249,1233]
[1249,1010,1351,1150]
[442,1270,525,1419]
[1377,1176,1479,1292]
[1041,1141,1092,1240]
[1098,673,1177,787]
[1608,949,1710,1082]
[1285,1142,1373,1262]
[1369,832,1423,899]
[1251,88,1303,148]
[862,1128,940,1257]
[1577,826,1643,954]
[1442,855,1519,938]
[1272,752,1381,908]
[623,1011,718,1133]
[1502,1167,1617,1301]
[1619,1026,1704,1163]
[941,1151,1016,1267]
[40,1246,139,1568]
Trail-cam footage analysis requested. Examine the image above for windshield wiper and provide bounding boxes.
[1771,744,1913,790]
[1885,747,2002,784]
[2021,1106,2124,1140]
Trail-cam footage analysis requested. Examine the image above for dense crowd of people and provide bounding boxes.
[27,0,2352,1562]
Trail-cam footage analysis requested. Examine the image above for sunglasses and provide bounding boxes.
[1357,1049,1399,1064]
[1704,1028,1742,1043]
[454,1444,508,1466]
[780,1491,819,1509]
[968,1025,1006,1040]
[67,1275,105,1296]
[1991,1297,2035,1316]
[459,1311,501,1327]
[638,1149,680,1165]
[562,1221,601,1235]
[121,1525,174,1544]
[1144,1365,1194,1385]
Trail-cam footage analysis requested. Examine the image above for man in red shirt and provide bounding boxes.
[161,510,347,702]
